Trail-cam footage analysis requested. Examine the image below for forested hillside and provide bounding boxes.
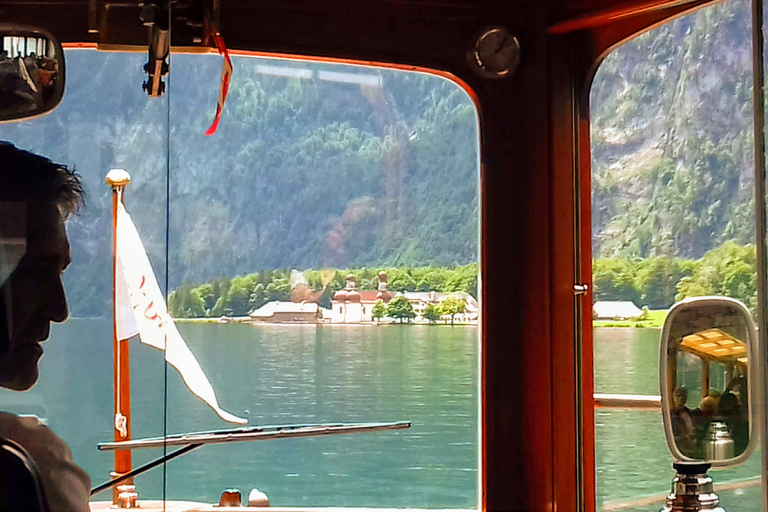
[589,0,763,310]
[0,0,759,316]
[0,52,479,317]
[591,0,754,260]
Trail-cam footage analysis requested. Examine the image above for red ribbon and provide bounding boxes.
[205,33,233,136]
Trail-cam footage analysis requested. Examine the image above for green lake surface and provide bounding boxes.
[594,327,762,511]
[0,321,480,508]
[0,321,760,509]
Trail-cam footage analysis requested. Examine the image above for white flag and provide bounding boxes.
[115,202,247,425]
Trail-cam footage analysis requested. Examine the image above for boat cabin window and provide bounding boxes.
[0,48,481,509]
[676,353,730,407]
[590,0,761,509]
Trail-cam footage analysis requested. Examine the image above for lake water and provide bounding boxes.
[0,322,762,510]
[594,328,762,512]
[0,320,479,508]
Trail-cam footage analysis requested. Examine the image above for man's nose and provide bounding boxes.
[49,276,68,323]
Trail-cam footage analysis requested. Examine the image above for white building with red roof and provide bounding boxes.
[331,271,395,323]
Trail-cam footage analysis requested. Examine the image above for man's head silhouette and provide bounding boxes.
[0,142,83,390]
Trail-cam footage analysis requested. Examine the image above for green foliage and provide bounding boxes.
[442,263,479,297]
[169,283,205,318]
[168,264,479,318]
[264,277,291,303]
[372,300,387,322]
[590,243,756,312]
[386,296,416,323]
[423,303,440,324]
[437,295,466,325]
[592,259,640,304]
[226,274,258,316]
[591,0,755,261]
[0,52,480,319]
[675,242,757,312]
[635,257,689,310]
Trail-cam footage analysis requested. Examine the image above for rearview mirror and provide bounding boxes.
[660,297,757,467]
[0,25,65,123]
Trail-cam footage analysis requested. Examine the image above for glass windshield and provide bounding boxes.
[0,48,481,509]
[590,0,761,509]
[0,49,171,500]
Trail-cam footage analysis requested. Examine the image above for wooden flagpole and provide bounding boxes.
[106,169,133,505]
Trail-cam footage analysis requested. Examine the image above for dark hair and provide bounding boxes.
[0,141,84,217]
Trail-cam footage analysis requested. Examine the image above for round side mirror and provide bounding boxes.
[0,24,65,123]
[659,297,757,467]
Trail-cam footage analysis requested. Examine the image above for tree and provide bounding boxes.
[168,283,205,318]
[635,257,685,309]
[676,242,757,312]
[386,296,416,323]
[193,283,216,315]
[264,277,291,302]
[592,259,639,304]
[438,295,466,325]
[372,300,387,323]
[423,303,440,324]
[387,269,417,292]
[225,274,259,316]
[415,268,448,292]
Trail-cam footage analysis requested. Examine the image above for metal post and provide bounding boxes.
[106,169,133,505]
[702,361,710,398]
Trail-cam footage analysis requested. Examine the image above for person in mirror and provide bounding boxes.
[0,52,43,116]
[691,393,718,420]
[670,386,695,455]
[724,371,747,404]
[0,141,90,511]
[717,391,749,454]
[690,393,719,456]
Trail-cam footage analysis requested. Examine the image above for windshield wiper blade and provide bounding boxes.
[91,421,411,496]
[97,421,411,450]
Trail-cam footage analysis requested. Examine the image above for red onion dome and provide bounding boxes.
[347,290,361,302]
[334,290,349,301]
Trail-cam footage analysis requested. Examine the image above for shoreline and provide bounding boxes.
[593,309,667,329]
[173,317,479,327]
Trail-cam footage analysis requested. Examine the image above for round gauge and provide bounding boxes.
[468,26,520,79]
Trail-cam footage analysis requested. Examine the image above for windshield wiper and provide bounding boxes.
[91,421,411,496]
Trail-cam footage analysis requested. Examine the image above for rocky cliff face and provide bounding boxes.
[591,0,756,260]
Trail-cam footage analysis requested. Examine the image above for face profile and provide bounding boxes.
[0,142,91,512]
[0,202,70,390]
[673,386,688,408]
[0,141,83,391]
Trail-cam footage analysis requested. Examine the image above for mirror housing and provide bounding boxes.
[660,296,757,467]
[0,24,65,123]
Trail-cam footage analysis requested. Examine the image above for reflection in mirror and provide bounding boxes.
[0,27,64,123]
[660,297,756,467]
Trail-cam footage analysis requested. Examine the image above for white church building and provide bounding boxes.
[330,271,395,323]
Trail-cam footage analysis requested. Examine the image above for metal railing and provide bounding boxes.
[593,393,661,410]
